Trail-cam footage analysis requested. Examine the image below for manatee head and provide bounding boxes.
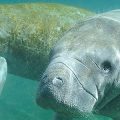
[0,57,7,95]
[36,10,120,119]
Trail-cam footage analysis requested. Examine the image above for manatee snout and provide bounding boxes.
[36,60,72,109]
[36,57,97,115]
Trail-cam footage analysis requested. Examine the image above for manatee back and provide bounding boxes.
[97,10,120,21]
[53,9,120,56]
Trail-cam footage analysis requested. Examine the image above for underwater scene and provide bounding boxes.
[0,0,120,120]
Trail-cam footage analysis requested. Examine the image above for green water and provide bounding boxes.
[0,74,54,120]
[0,74,112,120]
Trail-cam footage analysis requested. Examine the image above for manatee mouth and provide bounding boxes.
[36,58,98,115]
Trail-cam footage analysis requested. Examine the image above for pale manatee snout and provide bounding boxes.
[36,57,97,116]
[0,57,7,95]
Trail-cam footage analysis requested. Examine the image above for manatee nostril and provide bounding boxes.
[56,77,63,81]
[52,77,64,87]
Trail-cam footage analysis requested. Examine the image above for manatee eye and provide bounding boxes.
[101,61,112,73]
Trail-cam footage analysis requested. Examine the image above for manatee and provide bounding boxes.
[0,3,94,80]
[0,57,7,95]
[36,10,120,120]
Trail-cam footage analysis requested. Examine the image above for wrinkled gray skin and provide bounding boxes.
[36,10,120,120]
[0,57,7,95]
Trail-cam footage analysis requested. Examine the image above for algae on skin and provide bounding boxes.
[0,3,95,80]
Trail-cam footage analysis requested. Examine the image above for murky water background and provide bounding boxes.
[0,0,119,120]
[0,74,54,120]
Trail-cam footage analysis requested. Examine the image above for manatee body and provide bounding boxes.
[0,3,94,80]
[36,10,120,120]
[0,57,7,95]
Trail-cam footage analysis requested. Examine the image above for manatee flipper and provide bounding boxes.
[0,57,7,95]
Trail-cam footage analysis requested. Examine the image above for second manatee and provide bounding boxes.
[0,3,94,79]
